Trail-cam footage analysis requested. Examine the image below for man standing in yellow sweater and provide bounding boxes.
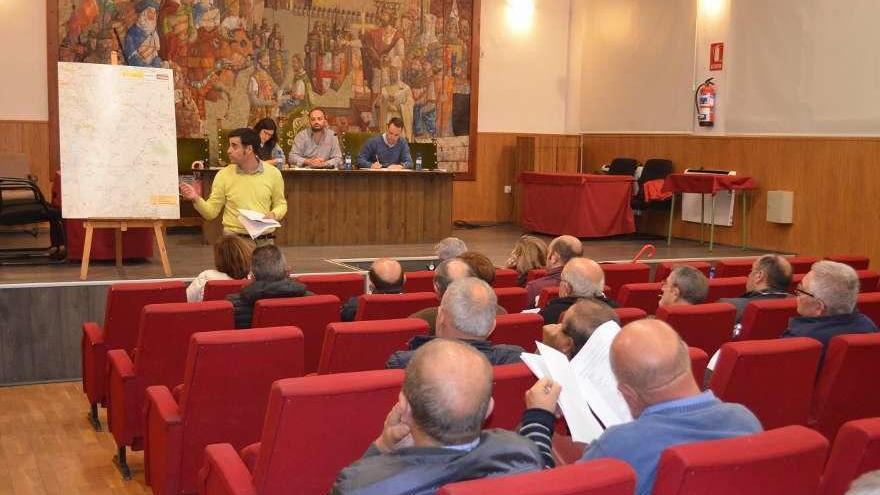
[180,128,287,245]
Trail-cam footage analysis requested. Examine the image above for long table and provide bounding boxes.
[201,168,454,246]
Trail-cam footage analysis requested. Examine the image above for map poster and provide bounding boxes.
[58,62,179,220]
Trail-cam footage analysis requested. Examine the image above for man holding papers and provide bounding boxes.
[520,319,761,495]
[180,128,287,245]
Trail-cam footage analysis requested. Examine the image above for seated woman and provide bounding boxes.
[187,235,253,302]
[505,235,548,286]
[253,117,286,168]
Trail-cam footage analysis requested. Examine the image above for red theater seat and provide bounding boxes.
[601,262,650,299]
[354,292,438,320]
[251,295,341,374]
[713,258,757,278]
[857,292,880,327]
[825,254,871,270]
[857,270,879,293]
[709,338,822,429]
[789,256,820,274]
[81,281,186,429]
[202,279,251,301]
[495,287,528,314]
[144,327,304,495]
[317,318,428,374]
[614,307,647,326]
[199,369,404,495]
[653,261,711,283]
[491,313,543,352]
[736,297,799,341]
[526,269,547,283]
[652,426,828,495]
[617,282,663,315]
[537,286,560,309]
[296,273,365,304]
[688,347,709,387]
[107,301,233,464]
[811,334,880,441]
[705,276,747,303]
[484,363,536,431]
[493,268,520,288]
[656,302,736,357]
[404,270,435,293]
[819,417,880,495]
[437,458,636,495]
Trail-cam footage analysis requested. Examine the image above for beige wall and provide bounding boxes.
[0,1,48,120]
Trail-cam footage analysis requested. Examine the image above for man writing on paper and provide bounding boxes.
[357,117,413,170]
[520,319,761,495]
[180,128,287,246]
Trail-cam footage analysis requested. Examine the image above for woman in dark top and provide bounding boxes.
[253,117,285,167]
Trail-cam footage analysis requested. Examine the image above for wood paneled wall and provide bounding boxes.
[581,134,880,266]
[0,120,51,195]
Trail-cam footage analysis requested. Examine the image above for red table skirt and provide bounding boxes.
[662,173,758,194]
[519,172,635,238]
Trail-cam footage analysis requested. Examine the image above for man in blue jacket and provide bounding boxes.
[357,117,413,170]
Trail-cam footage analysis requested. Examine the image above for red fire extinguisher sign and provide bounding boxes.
[710,42,724,71]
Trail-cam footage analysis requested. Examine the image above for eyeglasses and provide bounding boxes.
[793,284,817,299]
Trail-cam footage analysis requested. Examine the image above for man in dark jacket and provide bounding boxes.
[539,257,617,325]
[341,258,405,322]
[720,254,792,323]
[387,278,523,369]
[332,339,544,495]
[227,245,310,328]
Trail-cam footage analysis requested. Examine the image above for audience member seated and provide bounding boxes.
[331,339,544,494]
[409,258,474,334]
[341,258,406,322]
[519,319,762,495]
[387,278,523,369]
[435,237,468,263]
[658,265,709,308]
[542,298,620,359]
[505,235,548,286]
[458,251,498,285]
[526,235,583,307]
[539,257,617,325]
[719,254,792,322]
[783,260,878,365]
[187,235,253,302]
[227,245,310,328]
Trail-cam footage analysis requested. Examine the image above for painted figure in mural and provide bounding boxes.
[411,58,437,138]
[248,50,281,125]
[379,70,415,142]
[65,0,99,44]
[124,0,163,67]
[280,53,310,115]
[173,65,203,137]
[83,29,116,64]
[159,0,195,69]
[361,4,405,96]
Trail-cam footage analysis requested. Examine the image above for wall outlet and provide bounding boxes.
[503,185,512,194]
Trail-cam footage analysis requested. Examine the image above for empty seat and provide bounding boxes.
[601,263,650,299]
[251,295,341,374]
[354,292,438,320]
[437,458,636,495]
[317,318,428,374]
[617,282,663,315]
[706,276,747,303]
[484,363,536,431]
[857,292,880,327]
[709,338,822,429]
[81,281,186,430]
[819,417,880,495]
[789,256,820,274]
[857,270,879,293]
[652,426,828,495]
[537,286,560,309]
[495,287,528,314]
[825,255,871,270]
[404,270,435,293]
[491,313,543,352]
[606,157,639,176]
[713,258,757,278]
[688,347,709,387]
[203,279,251,301]
[296,273,365,304]
[653,261,711,283]
[107,301,234,469]
[811,334,880,441]
[656,302,736,356]
[631,158,674,213]
[614,307,647,326]
[144,327,304,495]
[199,369,404,495]
[736,298,799,341]
[526,269,548,283]
[493,268,520,288]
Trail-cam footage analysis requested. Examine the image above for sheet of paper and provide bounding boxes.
[521,308,541,314]
[570,321,632,428]
[520,351,550,379]
[707,349,721,371]
[536,342,605,443]
[236,208,281,239]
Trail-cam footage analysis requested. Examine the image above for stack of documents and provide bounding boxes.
[237,209,281,239]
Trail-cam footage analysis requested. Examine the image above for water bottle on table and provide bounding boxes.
[415,153,423,171]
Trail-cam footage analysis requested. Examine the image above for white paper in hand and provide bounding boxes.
[535,342,605,443]
[237,208,281,239]
[520,350,550,379]
[570,320,632,427]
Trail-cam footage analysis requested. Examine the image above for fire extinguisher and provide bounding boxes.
[695,77,716,127]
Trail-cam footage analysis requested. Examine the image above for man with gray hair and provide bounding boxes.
[720,254,793,322]
[434,237,468,262]
[409,258,474,334]
[387,278,524,368]
[332,339,544,494]
[846,470,880,495]
[227,245,309,328]
[658,265,709,308]
[540,257,617,325]
[783,260,877,364]
[542,298,621,359]
[525,235,584,307]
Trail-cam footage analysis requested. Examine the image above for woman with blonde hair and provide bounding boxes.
[186,235,254,302]
[505,235,548,286]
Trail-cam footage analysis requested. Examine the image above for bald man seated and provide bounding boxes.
[539,257,617,325]
[525,235,583,307]
[720,254,793,323]
[331,339,544,495]
[341,258,405,322]
[519,319,762,495]
[387,278,524,369]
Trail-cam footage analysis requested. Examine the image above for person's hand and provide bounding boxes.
[370,162,382,169]
[179,183,198,201]
[263,212,276,220]
[374,401,413,453]
[387,164,404,170]
[525,378,561,413]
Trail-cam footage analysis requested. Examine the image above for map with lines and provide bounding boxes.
[58,62,179,219]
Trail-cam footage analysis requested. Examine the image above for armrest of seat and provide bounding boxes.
[239,443,261,474]
[81,322,107,405]
[83,322,105,345]
[145,385,183,495]
[199,443,258,495]
[107,349,138,447]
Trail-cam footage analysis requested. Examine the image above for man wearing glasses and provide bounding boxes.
[783,260,877,364]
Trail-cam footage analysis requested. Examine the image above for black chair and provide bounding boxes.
[632,158,674,211]
[0,177,66,263]
[607,157,639,176]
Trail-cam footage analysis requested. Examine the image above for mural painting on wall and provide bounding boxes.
[57,0,475,172]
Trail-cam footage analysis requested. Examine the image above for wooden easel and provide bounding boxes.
[79,219,172,280]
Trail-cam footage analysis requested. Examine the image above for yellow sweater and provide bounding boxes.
[194,163,287,234]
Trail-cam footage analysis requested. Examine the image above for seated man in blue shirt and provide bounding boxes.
[519,318,762,495]
[357,117,412,170]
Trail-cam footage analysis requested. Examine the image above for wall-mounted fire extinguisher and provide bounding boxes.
[695,77,716,127]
